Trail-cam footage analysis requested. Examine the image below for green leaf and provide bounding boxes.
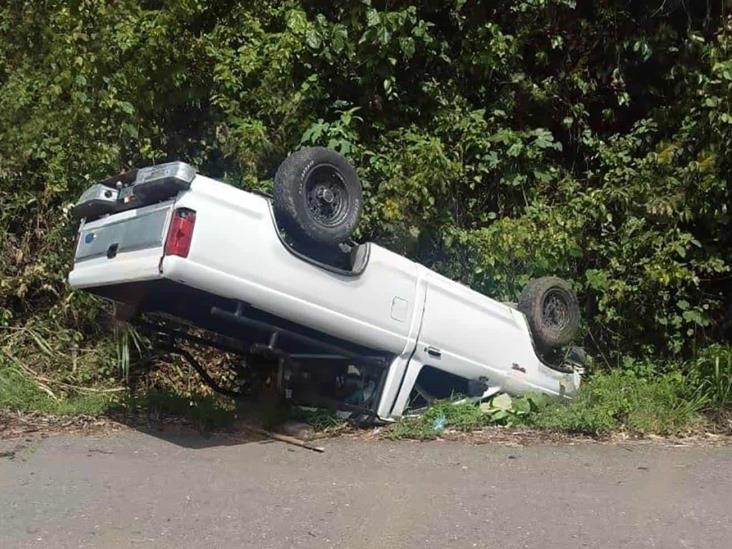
[285,10,308,33]
[306,30,321,50]
[491,393,513,411]
[366,9,381,27]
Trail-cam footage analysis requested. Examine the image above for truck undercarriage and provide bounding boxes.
[96,280,392,420]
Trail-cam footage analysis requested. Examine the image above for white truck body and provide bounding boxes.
[69,166,580,420]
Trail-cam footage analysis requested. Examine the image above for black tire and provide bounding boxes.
[273,147,363,245]
[518,276,580,351]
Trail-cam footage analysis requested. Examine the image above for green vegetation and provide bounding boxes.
[388,377,703,440]
[0,364,113,416]
[0,2,730,429]
[390,346,732,438]
[388,399,488,440]
[290,408,348,432]
[0,353,234,426]
[530,371,706,436]
[685,345,732,413]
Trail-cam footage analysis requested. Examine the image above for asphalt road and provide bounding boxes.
[0,428,730,549]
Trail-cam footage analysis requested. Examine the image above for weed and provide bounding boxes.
[0,320,122,388]
[480,392,549,425]
[387,400,486,439]
[687,345,732,412]
[531,370,706,436]
[388,366,711,439]
[114,323,145,382]
[290,408,348,431]
[0,364,112,416]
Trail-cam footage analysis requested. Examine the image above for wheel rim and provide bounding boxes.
[304,164,349,227]
[542,289,570,333]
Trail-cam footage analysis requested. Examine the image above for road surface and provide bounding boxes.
[1,428,730,548]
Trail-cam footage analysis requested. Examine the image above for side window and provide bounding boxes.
[404,365,470,412]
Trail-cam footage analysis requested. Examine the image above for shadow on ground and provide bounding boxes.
[104,388,333,451]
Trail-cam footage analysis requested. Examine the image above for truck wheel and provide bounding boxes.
[518,277,580,351]
[273,147,363,245]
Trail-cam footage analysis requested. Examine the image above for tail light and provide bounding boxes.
[165,208,196,258]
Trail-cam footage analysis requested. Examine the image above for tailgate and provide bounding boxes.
[69,200,175,289]
[75,200,173,262]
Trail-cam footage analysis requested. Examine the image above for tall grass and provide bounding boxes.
[114,323,145,382]
[688,345,732,413]
[0,320,127,410]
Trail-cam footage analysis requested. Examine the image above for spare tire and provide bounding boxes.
[273,147,363,245]
[518,276,580,352]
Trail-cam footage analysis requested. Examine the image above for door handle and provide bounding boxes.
[426,346,441,358]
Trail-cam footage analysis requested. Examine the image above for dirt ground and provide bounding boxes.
[1,414,731,549]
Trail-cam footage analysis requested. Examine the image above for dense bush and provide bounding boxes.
[1,1,730,385]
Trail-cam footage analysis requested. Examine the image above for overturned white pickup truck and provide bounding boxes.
[69,148,583,420]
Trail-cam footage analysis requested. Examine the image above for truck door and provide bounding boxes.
[413,270,523,386]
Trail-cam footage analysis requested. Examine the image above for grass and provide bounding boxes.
[0,351,236,427]
[387,399,488,440]
[0,364,239,429]
[4,336,731,440]
[0,360,346,434]
[0,362,716,438]
[530,370,707,436]
[0,365,113,416]
[687,345,732,413]
[289,407,348,431]
[388,368,714,439]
